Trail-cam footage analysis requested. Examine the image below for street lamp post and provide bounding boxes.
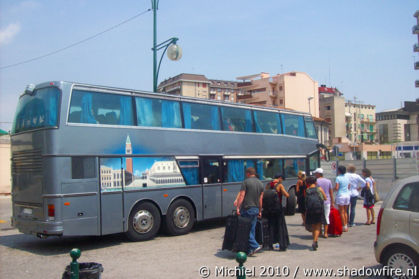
[308,96,314,115]
[151,0,182,92]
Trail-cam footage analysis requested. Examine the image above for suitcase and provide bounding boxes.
[222,214,238,251]
[232,216,252,253]
[255,218,272,249]
[327,206,342,236]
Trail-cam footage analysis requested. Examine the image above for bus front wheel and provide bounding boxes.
[126,202,161,241]
[285,187,297,216]
[164,199,195,236]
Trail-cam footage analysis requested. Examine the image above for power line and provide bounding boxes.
[0,8,151,70]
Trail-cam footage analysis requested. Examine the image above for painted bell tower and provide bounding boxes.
[125,135,133,174]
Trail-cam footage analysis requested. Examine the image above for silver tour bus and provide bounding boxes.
[11,81,321,241]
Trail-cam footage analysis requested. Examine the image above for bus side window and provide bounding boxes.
[182,102,220,131]
[135,97,181,128]
[254,110,282,134]
[281,114,305,137]
[178,160,199,185]
[220,106,253,132]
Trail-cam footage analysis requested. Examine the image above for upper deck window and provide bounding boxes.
[135,97,181,128]
[68,90,134,126]
[281,114,305,137]
[254,110,282,134]
[182,102,220,130]
[304,117,317,139]
[13,87,60,134]
[220,106,253,132]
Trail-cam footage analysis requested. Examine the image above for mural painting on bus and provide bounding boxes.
[100,135,186,192]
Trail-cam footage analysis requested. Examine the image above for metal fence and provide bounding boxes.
[321,158,419,200]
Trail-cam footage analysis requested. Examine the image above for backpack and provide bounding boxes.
[262,188,280,214]
[305,187,323,214]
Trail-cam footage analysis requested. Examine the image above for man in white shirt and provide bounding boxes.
[345,164,366,227]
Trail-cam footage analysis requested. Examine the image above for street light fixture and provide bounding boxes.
[151,0,182,93]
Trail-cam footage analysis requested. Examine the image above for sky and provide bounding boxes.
[0,0,418,131]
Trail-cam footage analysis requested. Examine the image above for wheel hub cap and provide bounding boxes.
[388,253,415,279]
[173,206,190,229]
[133,210,154,233]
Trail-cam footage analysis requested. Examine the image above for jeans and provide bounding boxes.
[240,207,260,251]
[348,196,358,225]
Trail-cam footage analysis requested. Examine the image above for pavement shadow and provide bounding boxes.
[0,232,126,256]
[214,249,236,259]
[287,242,312,251]
[290,234,312,240]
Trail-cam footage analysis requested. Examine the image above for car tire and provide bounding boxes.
[285,187,296,215]
[164,199,195,236]
[383,246,418,279]
[126,202,161,241]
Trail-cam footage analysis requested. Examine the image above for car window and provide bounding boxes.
[393,182,419,212]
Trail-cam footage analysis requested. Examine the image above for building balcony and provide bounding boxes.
[414,43,419,52]
[413,25,419,34]
[237,82,252,88]
[361,118,375,123]
[416,80,419,88]
[415,61,419,70]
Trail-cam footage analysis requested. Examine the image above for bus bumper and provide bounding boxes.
[12,217,64,237]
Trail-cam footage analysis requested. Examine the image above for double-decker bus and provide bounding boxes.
[11,81,321,241]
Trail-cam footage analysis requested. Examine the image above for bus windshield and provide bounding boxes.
[12,87,60,134]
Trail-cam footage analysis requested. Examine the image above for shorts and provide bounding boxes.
[336,195,350,206]
[324,203,331,225]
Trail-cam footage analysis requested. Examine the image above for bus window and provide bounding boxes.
[69,90,134,126]
[304,117,317,139]
[135,97,181,128]
[261,159,283,180]
[220,106,253,132]
[201,158,221,184]
[123,157,185,189]
[13,87,60,134]
[309,152,320,172]
[284,159,306,178]
[225,160,245,182]
[253,110,282,134]
[182,102,220,130]
[178,160,199,185]
[281,114,305,137]
[72,157,96,179]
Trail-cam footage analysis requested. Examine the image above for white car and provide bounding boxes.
[374,176,419,278]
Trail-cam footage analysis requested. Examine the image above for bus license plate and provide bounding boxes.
[23,208,32,215]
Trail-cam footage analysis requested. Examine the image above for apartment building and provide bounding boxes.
[157,73,239,102]
[345,101,376,144]
[236,72,319,118]
[318,85,346,146]
[414,10,419,87]
[403,99,419,141]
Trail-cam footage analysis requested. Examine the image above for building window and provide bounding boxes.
[325,106,331,110]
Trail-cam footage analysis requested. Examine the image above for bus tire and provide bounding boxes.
[164,199,195,236]
[285,187,297,216]
[126,202,161,241]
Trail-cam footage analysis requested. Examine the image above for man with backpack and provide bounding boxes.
[235,167,264,255]
[313,168,334,238]
[305,176,327,251]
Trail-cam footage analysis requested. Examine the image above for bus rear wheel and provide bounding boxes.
[126,202,161,241]
[164,199,195,236]
[285,187,297,215]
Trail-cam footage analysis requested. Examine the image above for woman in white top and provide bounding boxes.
[346,165,366,227]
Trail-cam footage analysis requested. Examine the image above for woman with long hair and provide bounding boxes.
[296,171,307,225]
[362,168,375,225]
[335,166,350,232]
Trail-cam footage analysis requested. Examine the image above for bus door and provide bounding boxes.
[99,158,124,235]
[200,156,222,219]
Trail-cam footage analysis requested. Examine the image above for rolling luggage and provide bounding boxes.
[232,216,252,252]
[327,206,342,236]
[222,214,238,251]
[255,218,272,249]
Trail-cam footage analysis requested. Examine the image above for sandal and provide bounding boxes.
[365,222,371,225]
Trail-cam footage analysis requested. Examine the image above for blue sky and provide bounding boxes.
[0,0,418,131]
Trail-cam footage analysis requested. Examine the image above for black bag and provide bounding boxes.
[263,189,280,214]
[255,218,272,249]
[305,188,323,214]
[222,214,238,251]
[360,187,367,198]
[232,215,252,253]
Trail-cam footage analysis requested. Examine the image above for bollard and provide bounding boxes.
[236,251,247,279]
[70,248,81,279]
